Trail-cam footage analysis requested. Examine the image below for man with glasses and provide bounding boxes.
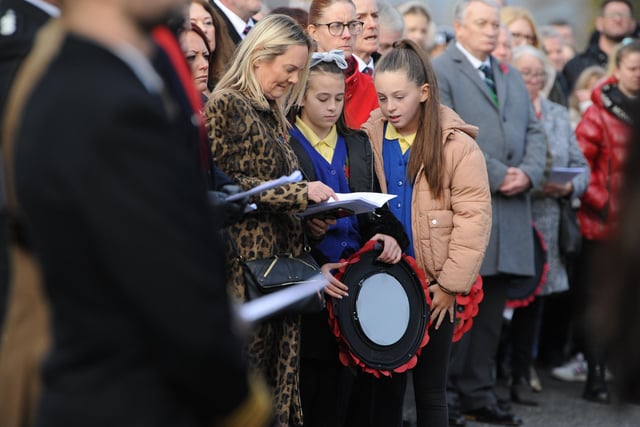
[563,0,637,92]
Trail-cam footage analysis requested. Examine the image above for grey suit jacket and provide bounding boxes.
[433,43,546,276]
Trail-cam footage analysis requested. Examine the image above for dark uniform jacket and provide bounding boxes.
[13,32,250,427]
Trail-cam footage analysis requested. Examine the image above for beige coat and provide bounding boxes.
[362,106,492,293]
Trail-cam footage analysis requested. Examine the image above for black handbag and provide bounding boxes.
[239,250,326,317]
[558,198,582,258]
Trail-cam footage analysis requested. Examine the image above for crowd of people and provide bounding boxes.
[0,0,638,427]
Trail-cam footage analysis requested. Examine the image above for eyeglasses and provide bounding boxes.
[313,21,364,36]
[511,32,536,43]
[602,12,632,20]
[519,69,547,80]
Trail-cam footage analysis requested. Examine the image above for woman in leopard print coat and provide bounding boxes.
[206,15,336,426]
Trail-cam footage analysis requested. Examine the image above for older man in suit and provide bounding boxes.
[433,0,546,425]
[210,0,262,45]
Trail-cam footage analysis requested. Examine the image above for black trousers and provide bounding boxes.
[345,370,406,427]
[508,297,543,380]
[299,357,353,427]
[448,275,510,410]
[538,290,572,366]
[413,314,455,427]
[300,357,407,427]
[572,238,607,367]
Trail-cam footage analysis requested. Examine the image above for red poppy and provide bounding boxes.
[453,275,484,342]
[505,225,548,309]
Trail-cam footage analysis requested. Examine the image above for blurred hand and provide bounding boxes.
[499,167,531,196]
[306,217,336,239]
[208,184,248,227]
[370,233,402,264]
[428,284,456,330]
[542,181,573,198]
[321,262,349,299]
[307,181,338,203]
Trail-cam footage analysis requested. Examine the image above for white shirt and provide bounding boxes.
[213,0,254,40]
[455,41,491,79]
[353,54,374,73]
[23,0,60,17]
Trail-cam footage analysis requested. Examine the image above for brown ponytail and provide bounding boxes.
[375,39,444,199]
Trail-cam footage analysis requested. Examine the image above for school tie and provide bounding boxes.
[479,63,498,106]
[362,66,373,76]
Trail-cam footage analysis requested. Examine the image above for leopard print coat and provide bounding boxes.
[207,89,308,426]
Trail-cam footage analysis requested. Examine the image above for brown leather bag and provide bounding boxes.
[0,20,64,427]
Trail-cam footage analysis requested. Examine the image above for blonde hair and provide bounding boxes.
[500,6,539,48]
[212,14,312,131]
[568,65,606,122]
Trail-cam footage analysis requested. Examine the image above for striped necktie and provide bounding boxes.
[479,63,498,105]
[242,24,252,36]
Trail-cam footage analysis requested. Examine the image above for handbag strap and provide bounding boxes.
[225,227,312,262]
[2,21,67,250]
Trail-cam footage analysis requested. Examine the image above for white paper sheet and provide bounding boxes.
[548,167,586,184]
[236,274,328,323]
[298,192,397,218]
[225,170,303,202]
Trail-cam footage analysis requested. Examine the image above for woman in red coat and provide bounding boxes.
[307,0,379,128]
[574,38,640,404]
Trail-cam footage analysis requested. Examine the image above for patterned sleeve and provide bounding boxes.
[206,92,308,213]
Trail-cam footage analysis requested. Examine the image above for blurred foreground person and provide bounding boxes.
[1,0,270,426]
